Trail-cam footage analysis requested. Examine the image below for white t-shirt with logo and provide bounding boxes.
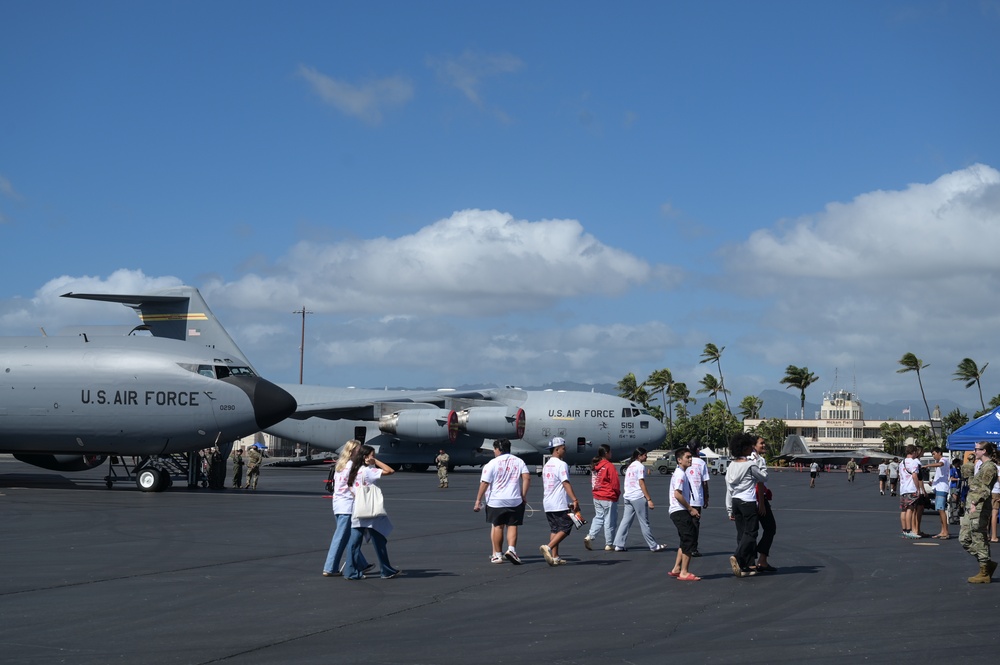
[332,461,355,514]
[669,467,691,514]
[899,457,920,494]
[686,456,709,507]
[623,460,647,501]
[481,454,528,508]
[542,456,571,512]
[931,456,951,493]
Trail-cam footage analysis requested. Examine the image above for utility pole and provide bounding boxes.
[293,306,313,384]
[293,306,312,459]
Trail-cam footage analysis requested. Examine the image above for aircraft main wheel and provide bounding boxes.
[157,473,173,491]
[136,468,161,492]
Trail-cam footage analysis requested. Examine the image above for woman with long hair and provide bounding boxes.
[611,447,667,553]
[343,445,400,580]
[322,440,370,577]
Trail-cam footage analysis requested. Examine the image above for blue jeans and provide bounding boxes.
[613,498,658,550]
[587,499,618,545]
[345,527,397,578]
[323,513,369,574]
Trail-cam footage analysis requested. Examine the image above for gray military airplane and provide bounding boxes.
[63,287,666,468]
[0,334,297,491]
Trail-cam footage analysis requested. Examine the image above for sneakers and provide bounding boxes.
[553,558,568,565]
[614,546,628,552]
[322,571,336,577]
[540,545,556,566]
[381,569,401,579]
[604,545,614,551]
[690,550,702,558]
[902,531,920,539]
[504,549,523,565]
[729,555,742,577]
[651,544,668,553]
[490,553,505,564]
[583,536,593,551]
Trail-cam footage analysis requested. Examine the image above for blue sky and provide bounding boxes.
[2,1,999,413]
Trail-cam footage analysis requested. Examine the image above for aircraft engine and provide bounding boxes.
[13,453,108,473]
[456,407,526,439]
[378,409,458,443]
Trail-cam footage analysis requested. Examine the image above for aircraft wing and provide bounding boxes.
[289,388,499,421]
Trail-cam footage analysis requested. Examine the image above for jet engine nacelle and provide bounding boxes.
[456,407,526,439]
[378,409,458,443]
[13,453,108,473]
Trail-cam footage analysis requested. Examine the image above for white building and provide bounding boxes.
[743,389,939,452]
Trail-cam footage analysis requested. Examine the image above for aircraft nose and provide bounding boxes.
[224,376,298,430]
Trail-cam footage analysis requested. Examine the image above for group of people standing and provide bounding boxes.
[228,444,263,490]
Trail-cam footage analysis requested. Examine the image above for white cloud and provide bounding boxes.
[426,50,523,119]
[206,209,678,317]
[297,65,413,125]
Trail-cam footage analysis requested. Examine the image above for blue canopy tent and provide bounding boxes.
[947,406,1000,450]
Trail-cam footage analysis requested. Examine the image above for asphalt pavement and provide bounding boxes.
[2,457,998,664]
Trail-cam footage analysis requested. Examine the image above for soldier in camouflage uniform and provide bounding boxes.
[959,441,998,583]
[230,448,245,489]
[245,444,263,490]
[436,450,450,488]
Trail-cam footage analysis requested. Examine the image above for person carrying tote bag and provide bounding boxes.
[343,445,401,580]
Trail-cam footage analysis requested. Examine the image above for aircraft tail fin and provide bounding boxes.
[779,435,813,457]
[62,287,256,371]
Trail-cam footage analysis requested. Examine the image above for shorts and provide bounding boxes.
[992,494,1000,513]
[890,477,898,486]
[934,490,948,511]
[486,503,525,526]
[545,510,573,535]
[878,475,887,482]
[670,510,698,556]
[899,493,919,511]
[810,472,818,478]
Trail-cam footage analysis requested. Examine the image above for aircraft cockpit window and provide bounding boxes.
[621,408,642,418]
[215,365,231,379]
[228,366,256,377]
[198,365,216,378]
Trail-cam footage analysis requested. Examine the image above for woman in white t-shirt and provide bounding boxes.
[611,448,667,553]
[343,445,400,580]
[322,440,370,577]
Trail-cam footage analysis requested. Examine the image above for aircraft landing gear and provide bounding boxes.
[136,468,162,492]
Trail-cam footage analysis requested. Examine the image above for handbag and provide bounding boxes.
[353,483,387,519]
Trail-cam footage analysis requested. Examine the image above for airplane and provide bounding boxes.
[0,334,297,491]
[62,287,667,468]
[778,435,896,466]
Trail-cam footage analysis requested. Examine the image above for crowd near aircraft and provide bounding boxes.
[64,287,667,469]
[0,333,297,491]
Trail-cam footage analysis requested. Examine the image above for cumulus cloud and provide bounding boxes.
[205,209,678,317]
[297,65,413,125]
[723,164,1000,405]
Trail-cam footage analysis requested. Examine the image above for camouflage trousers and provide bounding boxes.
[959,504,993,563]
[437,466,448,487]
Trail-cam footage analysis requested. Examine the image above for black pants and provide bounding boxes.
[732,498,760,569]
[757,499,776,556]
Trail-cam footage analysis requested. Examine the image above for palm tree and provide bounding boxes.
[739,394,763,420]
[644,368,674,425]
[617,372,649,408]
[953,357,989,412]
[697,373,730,404]
[779,365,819,418]
[897,353,934,438]
[669,382,696,420]
[699,342,731,414]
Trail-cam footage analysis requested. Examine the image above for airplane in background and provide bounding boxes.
[778,435,895,466]
[0,334,297,491]
[63,287,666,468]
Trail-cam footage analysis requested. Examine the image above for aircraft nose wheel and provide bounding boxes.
[136,468,162,492]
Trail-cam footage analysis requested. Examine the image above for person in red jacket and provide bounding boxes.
[584,444,622,551]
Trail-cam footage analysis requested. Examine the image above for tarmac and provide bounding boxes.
[2,457,999,664]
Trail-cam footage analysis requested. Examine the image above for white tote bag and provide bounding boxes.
[353,483,387,520]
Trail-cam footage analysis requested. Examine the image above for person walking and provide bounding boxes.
[685,440,710,557]
[726,433,768,578]
[809,461,819,488]
[322,440,371,577]
[751,436,777,573]
[539,438,581,566]
[343,445,400,580]
[846,459,857,483]
[877,461,888,496]
[473,439,530,564]
[611,447,668,553]
[584,444,620,552]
